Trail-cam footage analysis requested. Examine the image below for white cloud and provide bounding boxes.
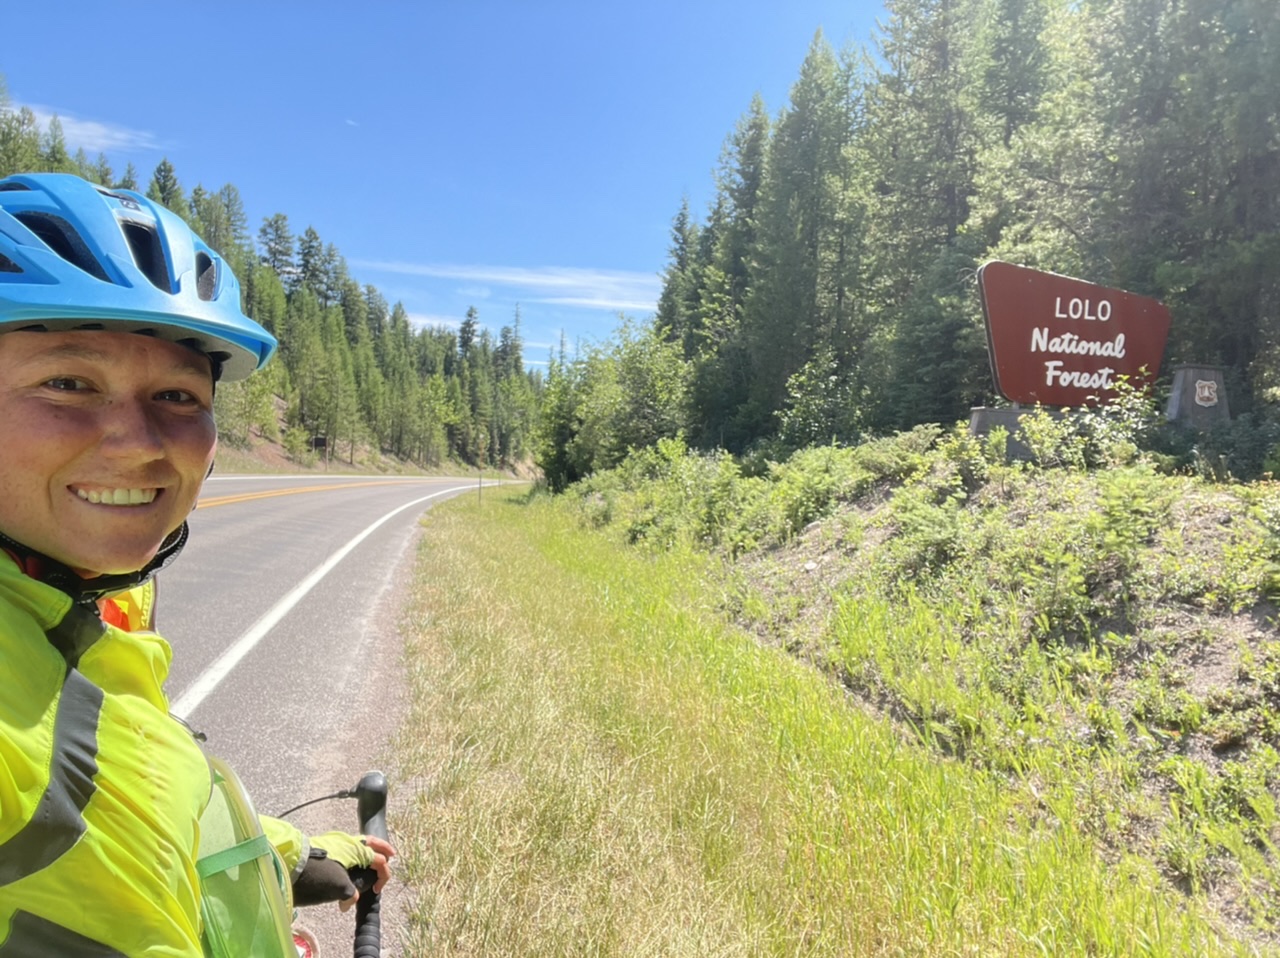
[345,118,360,127]
[351,260,660,314]
[533,295,658,312]
[406,312,461,329]
[23,104,161,154]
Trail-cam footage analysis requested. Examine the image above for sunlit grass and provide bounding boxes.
[390,487,1248,956]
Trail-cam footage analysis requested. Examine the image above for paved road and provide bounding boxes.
[156,473,483,953]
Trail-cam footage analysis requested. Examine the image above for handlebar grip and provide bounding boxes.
[353,887,382,957]
[357,771,389,842]
[353,771,388,958]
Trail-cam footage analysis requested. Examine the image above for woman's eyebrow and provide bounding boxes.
[164,352,217,379]
[17,341,213,378]
[15,342,114,365]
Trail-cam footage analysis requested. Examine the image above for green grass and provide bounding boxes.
[559,420,1280,946]
[390,487,1246,956]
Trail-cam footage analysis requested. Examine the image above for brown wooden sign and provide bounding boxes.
[977,261,1172,406]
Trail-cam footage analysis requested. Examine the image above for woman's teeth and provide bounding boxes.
[76,488,157,506]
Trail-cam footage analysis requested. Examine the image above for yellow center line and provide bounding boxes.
[196,479,434,509]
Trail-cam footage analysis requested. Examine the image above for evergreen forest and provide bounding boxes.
[3,0,1277,484]
[539,0,1280,489]
[0,76,541,471]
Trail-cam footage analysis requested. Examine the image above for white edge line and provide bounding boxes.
[171,485,474,719]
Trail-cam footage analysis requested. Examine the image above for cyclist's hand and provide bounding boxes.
[304,831,397,910]
[337,835,396,913]
[293,853,356,907]
[364,835,396,893]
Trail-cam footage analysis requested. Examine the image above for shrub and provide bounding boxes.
[283,425,317,465]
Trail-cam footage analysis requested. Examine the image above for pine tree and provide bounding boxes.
[248,261,289,339]
[92,153,114,187]
[740,32,859,439]
[39,116,74,173]
[654,199,702,358]
[969,0,1111,278]
[339,277,369,346]
[458,306,479,358]
[972,0,1049,148]
[495,310,525,380]
[0,107,41,177]
[189,185,216,246]
[687,96,772,450]
[258,213,296,281]
[365,286,390,360]
[146,158,190,220]
[1107,0,1280,400]
[716,94,770,313]
[320,243,347,308]
[296,226,324,297]
[222,184,250,243]
[535,338,585,492]
[117,162,139,191]
[383,303,417,457]
[860,0,991,428]
[72,148,94,180]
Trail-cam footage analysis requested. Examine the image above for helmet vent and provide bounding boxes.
[0,252,22,273]
[121,220,172,293]
[195,252,217,301]
[14,212,110,282]
[0,183,31,192]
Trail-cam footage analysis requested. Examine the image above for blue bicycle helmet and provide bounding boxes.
[0,172,275,381]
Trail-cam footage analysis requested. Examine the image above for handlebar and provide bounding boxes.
[351,771,388,958]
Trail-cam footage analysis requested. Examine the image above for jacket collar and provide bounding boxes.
[0,522,189,612]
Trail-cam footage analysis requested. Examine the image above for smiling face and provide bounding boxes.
[0,330,217,577]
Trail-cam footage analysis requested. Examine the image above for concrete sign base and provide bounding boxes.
[1166,365,1230,428]
[968,406,1067,462]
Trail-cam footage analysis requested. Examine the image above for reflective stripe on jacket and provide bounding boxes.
[0,559,210,956]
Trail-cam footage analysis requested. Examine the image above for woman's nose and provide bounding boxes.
[99,398,166,460]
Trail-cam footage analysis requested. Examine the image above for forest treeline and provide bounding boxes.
[539,0,1280,489]
[4,0,1275,484]
[0,77,541,469]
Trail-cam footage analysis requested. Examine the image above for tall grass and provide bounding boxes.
[390,487,1244,956]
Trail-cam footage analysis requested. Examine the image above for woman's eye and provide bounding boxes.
[44,377,87,391]
[156,389,200,404]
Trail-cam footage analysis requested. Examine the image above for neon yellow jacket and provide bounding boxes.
[0,558,306,956]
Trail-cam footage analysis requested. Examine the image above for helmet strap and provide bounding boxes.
[0,522,189,611]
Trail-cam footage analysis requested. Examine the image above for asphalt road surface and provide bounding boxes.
[157,473,484,954]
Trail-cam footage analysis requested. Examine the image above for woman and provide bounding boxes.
[0,172,392,956]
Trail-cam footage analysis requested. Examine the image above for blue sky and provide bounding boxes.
[3,1,885,366]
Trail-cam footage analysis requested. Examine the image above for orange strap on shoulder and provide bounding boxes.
[100,579,158,632]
